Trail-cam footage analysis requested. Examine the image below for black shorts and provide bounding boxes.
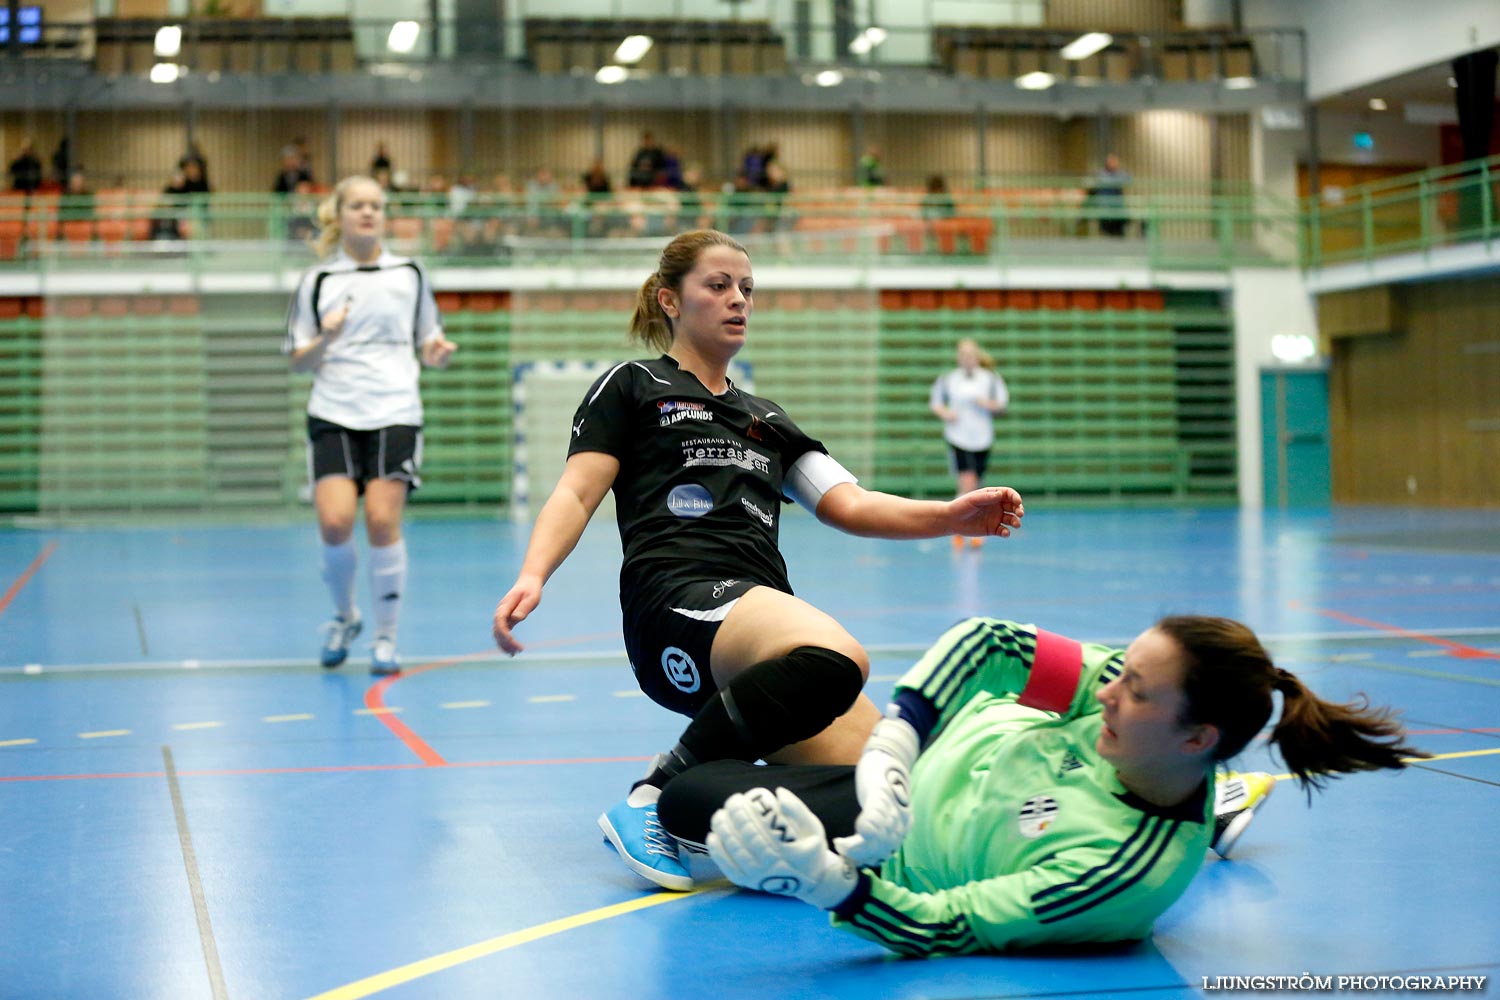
[307,416,423,494]
[622,576,766,717]
[947,444,990,478]
[658,760,858,849]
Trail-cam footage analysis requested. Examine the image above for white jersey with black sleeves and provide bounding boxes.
[569,355,834,596]
[930,367,1008,452]
[284,249,444,430]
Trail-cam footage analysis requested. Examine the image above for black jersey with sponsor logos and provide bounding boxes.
[568,355,829,597]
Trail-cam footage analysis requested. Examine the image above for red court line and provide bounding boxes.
[0,541,58,617]
[366,661,451,766]
[0,754,654,784]
[363,632,626,766]
[1293,602,1500,660]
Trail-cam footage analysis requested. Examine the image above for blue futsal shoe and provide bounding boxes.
[598,789,693,892]
[319,614,362,668]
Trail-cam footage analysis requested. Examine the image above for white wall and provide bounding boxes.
[1230,267,1320,508]
[1243,0,1500,102]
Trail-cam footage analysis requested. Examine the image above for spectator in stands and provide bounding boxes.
[628,131,665,189]
[524,167,563,235]
[582,160,613,196]
[286,179,320,243]
[657,146,685,191]
[284,174,456,677]
[179,142,209,188]
[371,141,392,174]
[930,338,1009,550]
[51,137,73,187]
[58,168,94,222]
[292,135,315,182]
[741,144,770,190]
[151,169,191,241]
[448,173,477,218]
[857,146,885,187]
[921,174,957,220]
[7,138,42,193]
[1088,152,1131,237]
[273,145,312,194]
[180,158,210,194]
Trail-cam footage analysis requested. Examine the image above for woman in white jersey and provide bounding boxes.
[284,175,457,675]
[929,338,1008,550]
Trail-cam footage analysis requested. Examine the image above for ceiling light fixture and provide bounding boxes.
[614,34,653,64]
[1016,70,1056,90]
[154,25,181,57]
[595,64,628,84]
[1060,32,1111,60]
[387,20,420,54]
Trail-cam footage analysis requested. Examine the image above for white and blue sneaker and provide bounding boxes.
[319,614,362,668]
[1212,771,1276,858]
[598,786,693,892]
[370,635,400,676]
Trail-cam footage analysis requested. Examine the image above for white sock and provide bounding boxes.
[369,539,407,640]
[321,538,358,620]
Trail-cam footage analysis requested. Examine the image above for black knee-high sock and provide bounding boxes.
[638,645,863,789]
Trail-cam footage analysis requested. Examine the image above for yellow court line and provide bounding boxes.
[440,701,491,710]
[353,707,402,716]
[528,694,576,703]
[302,889,711,1000]
[172,721,223,731]
[264,714,314,723]
[0,738,37,747]
[78,729,130,739]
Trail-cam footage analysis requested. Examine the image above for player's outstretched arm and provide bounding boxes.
[492,451,618,654]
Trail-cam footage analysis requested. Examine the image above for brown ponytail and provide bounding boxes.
[1269,669,1427,790]
[629,229,748,354]
[1157,616,1429,793]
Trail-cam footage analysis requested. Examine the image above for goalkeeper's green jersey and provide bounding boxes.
[830,618,1213,956]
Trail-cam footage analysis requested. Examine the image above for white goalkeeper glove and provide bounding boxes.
[832,709,919,868]
[707,787,858,911]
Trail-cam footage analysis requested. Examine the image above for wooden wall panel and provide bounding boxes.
[1330,277,1500,507]
[981,115,1069,179]
[1045,0,1181,31]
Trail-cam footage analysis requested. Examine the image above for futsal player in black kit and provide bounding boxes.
[492,229,1024,890]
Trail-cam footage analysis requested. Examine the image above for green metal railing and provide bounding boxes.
[1302,154,1500,267]
[0,183,1300,273]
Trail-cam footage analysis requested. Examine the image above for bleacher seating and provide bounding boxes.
[93,16,356,76]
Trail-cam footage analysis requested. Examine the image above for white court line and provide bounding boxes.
[6,627,1498,676]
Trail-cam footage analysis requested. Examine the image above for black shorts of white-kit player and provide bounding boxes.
[306,416,423,494]
[947,444,990,479]
[569,355,858,717]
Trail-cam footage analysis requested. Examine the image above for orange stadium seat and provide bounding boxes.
[0,220,22,259]
[974,290,1004,309]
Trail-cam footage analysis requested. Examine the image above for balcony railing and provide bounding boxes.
[0,182,1300,275]
[1302,155,1500,268]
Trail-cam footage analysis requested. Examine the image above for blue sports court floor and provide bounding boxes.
[2,505,1497,999]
